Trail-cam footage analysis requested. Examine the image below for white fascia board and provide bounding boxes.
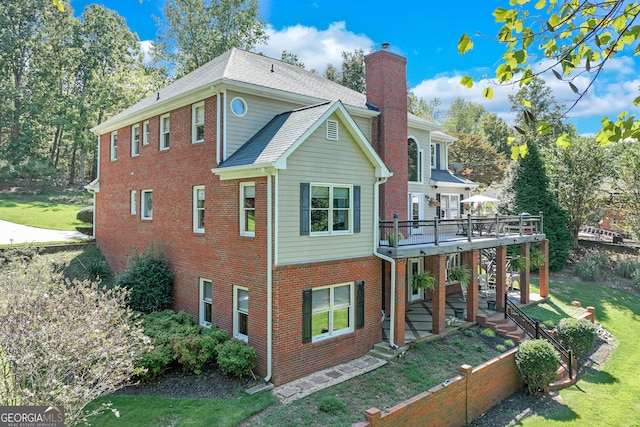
[430,180,478,189]
[212,164,277,180]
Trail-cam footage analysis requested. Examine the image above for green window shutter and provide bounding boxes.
[356,280,365,329]
[436,144,441,169]
[300,183,310,235]
[302,288,312,343]
[353,185,361,233]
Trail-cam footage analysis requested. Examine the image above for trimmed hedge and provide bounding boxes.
[216,339,256,378]
[116,249,174,313]
[515,339,560,395]
[76,206,94,224]
[555,317,597,360]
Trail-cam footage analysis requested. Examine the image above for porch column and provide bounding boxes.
[465,250,479,322]
[539,239,550,298]
[495,246,507,312]
[426,254,447,334]
[393,259,407,346]
[519,243,531,304]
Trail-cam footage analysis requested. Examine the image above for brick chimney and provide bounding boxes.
[365,44,408,221]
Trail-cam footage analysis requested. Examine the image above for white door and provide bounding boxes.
[408,258,424,302]
[409,193,423,234]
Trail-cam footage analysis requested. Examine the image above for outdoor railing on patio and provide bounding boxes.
[504,294,573,379]
[379,213,543,247]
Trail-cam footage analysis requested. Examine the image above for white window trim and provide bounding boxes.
[408,138,423,183]
[199,278,212,328]
[310,183,353,236]
[130,190,137,215]
[131,124,140,157]
[193,185,205,233]
[430,143,436,169]
[326,119,338,141]
[110,131,118,161]
[240,182,255,237]
[142,120,149,145]
[192,102,205,144]
[233,286,248,342]
[312,282,354,342]
[440,193,460,219]
[160,113,170,150]
[141,189,153,220]
[230,97,247,117]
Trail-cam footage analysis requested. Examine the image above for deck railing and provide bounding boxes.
[504,294,573,379]
[379,213,543,248]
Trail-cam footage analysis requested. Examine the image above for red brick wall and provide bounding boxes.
[365,49,408,221]
[356,348,524,427]
[270,257,382,385]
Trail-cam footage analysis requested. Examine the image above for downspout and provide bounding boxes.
[214,86,221,164]
[92,135,100,237]
[372,177,398,349]
[262,167,274,382]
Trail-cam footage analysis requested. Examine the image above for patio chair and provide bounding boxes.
[478,274,494,298]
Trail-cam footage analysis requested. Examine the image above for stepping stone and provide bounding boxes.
[325,370,343,379]
[364,357,379,366]
[276,387,298,398]
[338,365,356,374]
[311,375,330,384]
[352,360,367,369]
[296,380,315,390]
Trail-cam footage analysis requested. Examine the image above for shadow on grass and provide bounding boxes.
[579,369,619,386]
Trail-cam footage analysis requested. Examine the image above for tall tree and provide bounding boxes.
[459,0,640,145]
[443,98,486,135]
[546,135,613,246]
[155,0,268,77]
[480,112,513,156]
[448,133,507,186]
[498,140,572,271]
[280,50,305,68]
[615,140,640,239]
[339,49,365,93]
[408,94,441,123]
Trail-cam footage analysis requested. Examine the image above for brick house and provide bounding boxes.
[90,46,549,385]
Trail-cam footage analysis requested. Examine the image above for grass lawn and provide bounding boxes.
[518,279,640,426]
[0,191,92,230]
[85,393,277,427]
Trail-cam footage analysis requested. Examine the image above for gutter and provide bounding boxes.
[262,167,274,382]
[372,177,398,350]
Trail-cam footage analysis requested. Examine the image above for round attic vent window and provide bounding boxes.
[231,97,247,117]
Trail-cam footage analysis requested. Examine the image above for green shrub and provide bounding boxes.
[76,206,94,224]
[515,339,560,395]
[87,260,110,281]
[633,270,640,290]
[574,251,609,281]
[555,317,598,360]
[503,339,515,348]
[480,328,496,338]
[317,396,348,414]
[463,329,474,337]
[495,344,507,352]
[116,249,174,313]
[172,335,218,375]
[216,339,256,378]
[615,258,640,278]
[137,310,201,380]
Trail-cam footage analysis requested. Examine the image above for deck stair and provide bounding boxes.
[477,312,526,342]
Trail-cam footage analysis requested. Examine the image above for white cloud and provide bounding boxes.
[255,22,374,72]
[140,40,154,66]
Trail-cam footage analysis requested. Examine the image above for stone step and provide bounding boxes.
[368,342,410,361]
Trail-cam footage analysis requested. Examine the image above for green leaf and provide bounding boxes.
[458,34,474,55]
[53,0,65,11]
[585,58,591,72]
[493,8,509,22]
[634,96,640,107]
[483,87,495,99]
[555,133,572,149]
[522,99,532,108]
[569,82,580,94]
[534,0,546,9]
[552,69,562,79]
[537,121,552,135]
[460,75,474,88]
[514,125,526,135]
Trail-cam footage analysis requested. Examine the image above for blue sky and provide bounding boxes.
[70,0,639,135]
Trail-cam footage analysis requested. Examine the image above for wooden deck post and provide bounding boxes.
[539,239,550,298]
[426,254,447,333]
[394,259,407,345]
[519,243,530,304]
[495,246,507,312]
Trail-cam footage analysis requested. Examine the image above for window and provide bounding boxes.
[193,185,205,233]
[130,190,137,215]
[200,279,212,327]
[440,194,460,219]
[131,124,140,157]
[326,120,338,141]
[160,114,170,150]
[230,97,247,117]
[310,185,351,234]
[408,138,422,182]
[240,183,255,236]
[192,102,205,143]
[233,287,248,342]
[142,120,149,145]
[430,143,436,169]
[309,283,353,342]
[141,189,153,220]
[110,131,118,161]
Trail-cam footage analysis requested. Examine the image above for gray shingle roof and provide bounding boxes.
[218,101,334,168]
[430,169,475,186]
